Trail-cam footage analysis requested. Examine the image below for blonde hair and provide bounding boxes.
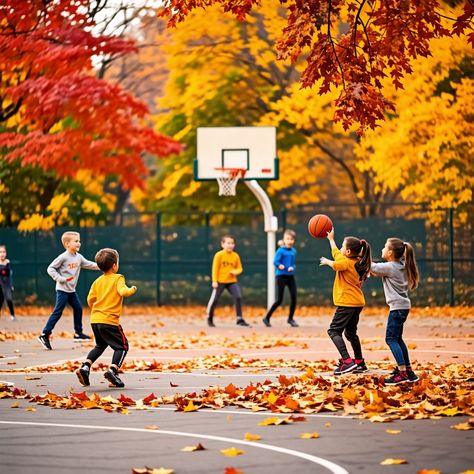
[61,231,80,247]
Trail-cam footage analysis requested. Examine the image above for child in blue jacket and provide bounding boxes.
[262,230,298,327]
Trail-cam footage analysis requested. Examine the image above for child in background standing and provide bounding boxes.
[76,248,137,388]
[262,229,299,327]
[320,228,371,375]
[37,231,98,350]
[0,245,16,321]
[371,238,420,385]
[206,235,250,327]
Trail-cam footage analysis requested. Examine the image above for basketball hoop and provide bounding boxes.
[214,168,246,196]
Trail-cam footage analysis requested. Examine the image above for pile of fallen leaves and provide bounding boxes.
[1,362,473,422]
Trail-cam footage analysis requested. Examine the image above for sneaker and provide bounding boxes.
[385,370,409,385]
[287,319,299,327]
[74,333,91,341]
[262,316,271,327]
[104,368,125,388]
[236,319,251,327]
[75,366,90,387]
[406,368,419,382]
[10,315,17,321]
[37,334,52,350]
[334,359,357,375]
[353,360,369,373]
[207,317,216,327]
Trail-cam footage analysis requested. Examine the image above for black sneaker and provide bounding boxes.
[207,317,216,327]
[334,358,357,375]
[262,317,271,327]
[236,319,251,327]
[287,319,299,327]
[353,360,369,373]
[74,333,91,341]
[406,368,419,382]
[76,366,90,387]
[104,368,125,388]
[37,334,52,350]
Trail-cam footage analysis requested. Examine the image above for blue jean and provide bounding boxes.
[43,290,83,335]
[385,309,410,366]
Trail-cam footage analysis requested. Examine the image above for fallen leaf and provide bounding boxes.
[170,381,179,387]
[11,402,19,408]
[325,422,331,428]
[450,422,473,431]
[385,429,401,435]
[258,417,291,426]
[144,425,159,430]
[25,407,36,412]
[221,447,245,457]
[183,400,199,412]
[25,376,41,380]
[416,470,441,474]
[224,468,245,474]
[380,458,408,465]
[300,432,320,439]
[131,468,174,474]
[181,443,205,452]
[244,433,261,441]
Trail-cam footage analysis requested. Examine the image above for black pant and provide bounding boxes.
[265,275,297,320]
[0,284,14,316]
[327,306,363,360]
[207,283,242,319]
[87,323,129,367]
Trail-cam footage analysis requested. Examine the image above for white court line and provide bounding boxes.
[0,420,348,474]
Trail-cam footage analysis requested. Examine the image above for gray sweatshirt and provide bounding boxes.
[371,260,411,310]
[47,251,98,293]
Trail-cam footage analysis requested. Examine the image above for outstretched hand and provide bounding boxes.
[319,257,331,266]
[326,228,334,240]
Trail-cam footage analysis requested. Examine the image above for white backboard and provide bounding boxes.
[194,126,278,180]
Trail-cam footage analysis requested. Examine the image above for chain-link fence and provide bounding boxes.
[1,204,472,307]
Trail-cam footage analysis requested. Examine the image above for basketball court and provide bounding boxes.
[1,311,473,474]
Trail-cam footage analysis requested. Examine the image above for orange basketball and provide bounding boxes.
[308,214,333,239]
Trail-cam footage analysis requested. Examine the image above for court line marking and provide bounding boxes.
[0,420,348,474]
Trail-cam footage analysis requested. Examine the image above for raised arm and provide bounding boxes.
[80,255,99,271]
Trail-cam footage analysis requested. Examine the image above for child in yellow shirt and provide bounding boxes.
[320,228,371,375]
[75,248,137,388]
[206,235,250,327]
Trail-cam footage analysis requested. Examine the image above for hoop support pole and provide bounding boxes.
[245,180,277,309]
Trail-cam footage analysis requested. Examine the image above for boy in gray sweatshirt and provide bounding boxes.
[38,231,98,350]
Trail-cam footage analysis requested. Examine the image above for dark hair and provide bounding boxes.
[95,248,119,272]
[387,238,419,290]
[221,234,235,243]
[344,236,372,281]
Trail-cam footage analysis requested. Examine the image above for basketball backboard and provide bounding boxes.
[194,126,278,180]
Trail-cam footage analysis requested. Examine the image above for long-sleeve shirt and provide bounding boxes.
[47,251,98,293]
[212,250,243,284]
[371,261,411,310]
[331,247,365,307]
[274,246,296,276]
[0,261,13,289]
[87,273,137,326]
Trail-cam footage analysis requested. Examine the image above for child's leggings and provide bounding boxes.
[0,284,14,316]
[207,283,242,319]
[327,306,363,360]
[265,275,297,320]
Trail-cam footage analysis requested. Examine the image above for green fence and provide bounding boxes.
[1,204,472,307]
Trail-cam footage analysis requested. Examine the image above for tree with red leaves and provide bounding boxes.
[159,0,474,134]
[0,0,181,194]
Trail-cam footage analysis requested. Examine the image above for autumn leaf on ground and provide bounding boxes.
[300,432,320,439]
[144,425,159,430]
[325,422,331,428]
[11,402,19,408]
[244,433,261,441]
[25,376,41,380]
[181,443,205,452]
[385,429,401,435]
[380,458,408,465]
[131,468,174,474]
[183,400,198,412]
[221,447,245,457]
[25,407,36,412]
[417,470,441,474]
[224,468,245,474]
[451,418,474,431]
[170,382,179,387]
[258,417,292,426]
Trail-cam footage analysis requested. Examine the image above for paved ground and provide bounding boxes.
[1,310,473,474]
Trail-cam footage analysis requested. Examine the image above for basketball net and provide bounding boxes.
[215,168,246,196]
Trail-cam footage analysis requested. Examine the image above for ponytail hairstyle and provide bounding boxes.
[387,238,419,290]
[344,236,372,281]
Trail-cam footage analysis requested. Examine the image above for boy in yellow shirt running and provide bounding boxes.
[75,248,137,388]
[206,235,250,327]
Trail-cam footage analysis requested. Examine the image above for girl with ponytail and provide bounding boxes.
[320,228,372,375]
[371,238,420,385]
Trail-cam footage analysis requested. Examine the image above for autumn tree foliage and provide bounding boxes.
[0,0,181,229]
[159,0,474,134]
